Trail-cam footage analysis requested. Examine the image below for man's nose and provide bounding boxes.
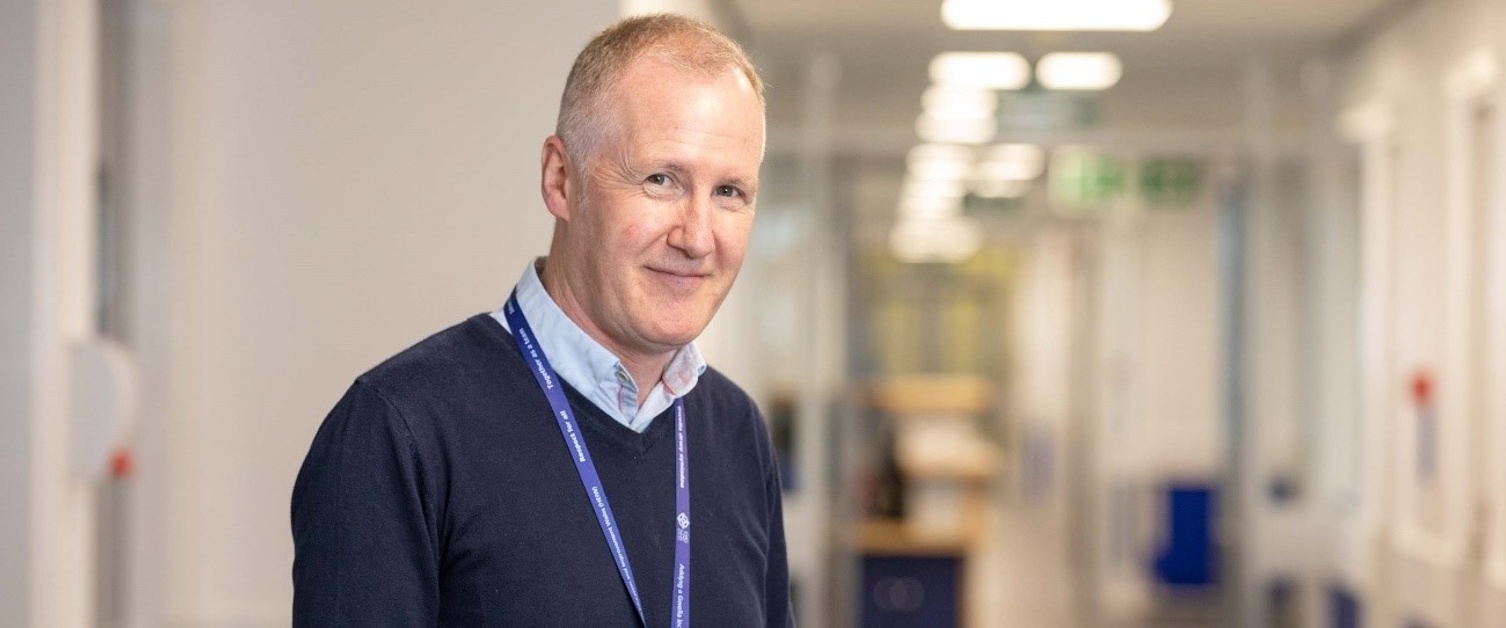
[668,193,715,258]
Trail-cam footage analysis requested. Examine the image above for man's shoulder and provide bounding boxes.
[355,313,517,400]
[691,366,769,434]
[689,365,779,484]
[694,366,755,408]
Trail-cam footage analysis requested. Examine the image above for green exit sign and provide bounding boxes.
[1139,158,1201,208]
[1050,151,1204,211]
[1051,152,1128,209]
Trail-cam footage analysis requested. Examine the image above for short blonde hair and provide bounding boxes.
[556,13,764,169]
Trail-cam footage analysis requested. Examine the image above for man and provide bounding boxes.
[291,14,793,627]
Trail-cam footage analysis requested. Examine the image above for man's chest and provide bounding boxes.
[430,435,771,627]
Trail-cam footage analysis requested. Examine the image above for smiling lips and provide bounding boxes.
[647,266,711,288]
[647,263,710,277]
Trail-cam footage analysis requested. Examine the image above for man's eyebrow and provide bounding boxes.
[645,161,758,193]
[722,175,758,194]
[646,161,691,177]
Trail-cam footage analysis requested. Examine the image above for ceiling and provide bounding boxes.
[733,0,1413,154]
[737,0,1403,67]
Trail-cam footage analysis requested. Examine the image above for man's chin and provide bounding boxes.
[650,329,703,349]
[642,318,711,350]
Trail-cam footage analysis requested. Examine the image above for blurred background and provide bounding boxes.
[5,0,1506,626]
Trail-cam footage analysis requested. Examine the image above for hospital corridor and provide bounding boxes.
[7,0,1506,627]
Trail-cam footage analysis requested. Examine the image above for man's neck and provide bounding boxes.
[537,260,671,405]
[614,354,670,407]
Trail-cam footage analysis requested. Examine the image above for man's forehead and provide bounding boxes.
[609,63,764,132]
[612,55,761,105]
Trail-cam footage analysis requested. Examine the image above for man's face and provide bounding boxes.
[554,57,764,359]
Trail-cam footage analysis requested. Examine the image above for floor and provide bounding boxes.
[964,488,1225,628]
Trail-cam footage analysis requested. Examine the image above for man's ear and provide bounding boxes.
[541,135,574,221]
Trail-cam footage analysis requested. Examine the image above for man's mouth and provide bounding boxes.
[647,266,709,278]
[647,267,711,287]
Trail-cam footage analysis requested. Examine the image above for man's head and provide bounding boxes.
[555,14,764,172]
[539,14,766,365]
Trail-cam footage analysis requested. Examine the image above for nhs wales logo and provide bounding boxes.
[677,513,690,529]
[676,512,690,543]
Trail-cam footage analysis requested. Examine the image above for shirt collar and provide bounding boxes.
[492,258,706,430]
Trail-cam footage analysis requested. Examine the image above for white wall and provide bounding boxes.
[1,2,43,625]
[621,0,716,21]
[1138,207,1222,478]
[1088,200,1222,620]
[142,2,618,625]
[1335,0,1506,625]
[3,1,102,626]
[1092,204,1223,483]
[1001,230,1084,627]
[989,201,1221,623]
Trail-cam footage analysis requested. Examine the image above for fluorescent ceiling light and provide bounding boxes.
[1037,52,1123,90]
[942,0,1172,32]
[917,114,996,144]
[929,52,1031,90]
[898,194,963,220]
[890,216,983,264]
[899,177,966,220]
[891,177,963,221]
[907,144,975,181]
[972,178,1032,199]
[922,87,998,120]
[975,143,1046,180]
[901,178,967,201]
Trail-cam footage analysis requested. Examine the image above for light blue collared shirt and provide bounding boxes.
[492,259,707,432]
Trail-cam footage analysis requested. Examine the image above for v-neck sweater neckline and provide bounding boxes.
[472,313,676,456]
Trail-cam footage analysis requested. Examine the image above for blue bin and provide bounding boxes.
[1329,585,1361,628]
[1153,484,1218,586]
[860,555,960,628]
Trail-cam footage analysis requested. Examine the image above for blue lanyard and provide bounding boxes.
[504,293,691,628]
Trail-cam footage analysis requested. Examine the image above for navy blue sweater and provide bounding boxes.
[292,314,793,627]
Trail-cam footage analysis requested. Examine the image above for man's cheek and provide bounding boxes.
[616,222,655,249]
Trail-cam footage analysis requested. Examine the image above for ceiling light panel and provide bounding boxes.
[898,177,966,220]
[942,0,1172,32]
[890,216,983,264]
[929,52,1031,90]
[972,178,1032,199]
[1037,52,1124,90]
[916,114,997,144]
[901,178,967,202]
[907,144,975,181]
[976,143,1046,180]
[922,87,998,120]
[897,195,963,221]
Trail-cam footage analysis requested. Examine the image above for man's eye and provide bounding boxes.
[646,174,670,186]
[714,185,741,198]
